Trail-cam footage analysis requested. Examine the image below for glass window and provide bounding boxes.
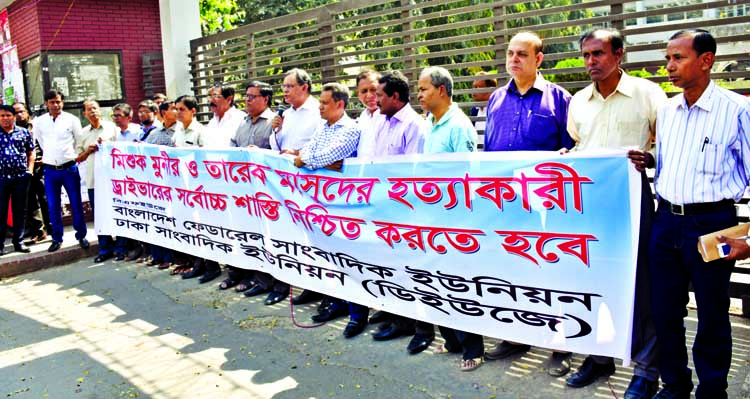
[22,55,43,108]
[47,53,123,103]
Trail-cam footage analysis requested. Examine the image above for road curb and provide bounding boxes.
[0,243,98,278]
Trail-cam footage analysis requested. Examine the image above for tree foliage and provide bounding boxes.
[200,0,246,36]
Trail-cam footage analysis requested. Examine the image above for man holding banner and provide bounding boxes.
[482,31,575,377]
[417,66,483,371]
[291,82,364,338]
[565,28,666,399]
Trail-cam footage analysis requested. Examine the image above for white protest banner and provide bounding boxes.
[95,143,640,360]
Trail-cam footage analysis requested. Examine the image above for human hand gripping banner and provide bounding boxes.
[95,143,641,361]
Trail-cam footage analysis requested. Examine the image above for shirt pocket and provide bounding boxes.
[698,143,727,177]
[524,114,559,149]
[613,119,648,148]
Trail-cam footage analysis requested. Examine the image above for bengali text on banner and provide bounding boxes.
[94,142,641,361]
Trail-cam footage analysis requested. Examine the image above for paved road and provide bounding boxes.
[1,257,749,398]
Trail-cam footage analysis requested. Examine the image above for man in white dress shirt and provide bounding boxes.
[34,90,89,253]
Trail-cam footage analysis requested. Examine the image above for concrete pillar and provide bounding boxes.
[159,0,200,98]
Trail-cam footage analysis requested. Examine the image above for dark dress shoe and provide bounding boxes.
[406,333,434,354]
[547,351,572,377]
[372,326,406,341]
[263,291,286,305]
[565,356,616,388]
[316,297,332,313]
[244,284,270,297]
[114,253,126,261]
[343,319,367,338]
[624,375,659,399]
[292,289,323,305]
[198,268,222,284]
[311,305,348,322]
[94,253,113,263]
[652,383,693,399]
[13,243,31,253]
[368,310,389,324]
[48,241,62,253]
[125,246,143,261]
[182,265,206,279]
[79,238,90,249]
[485,341,530,360]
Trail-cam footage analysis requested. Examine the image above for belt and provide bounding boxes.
[658,198,735,216]
[43,160,76,170]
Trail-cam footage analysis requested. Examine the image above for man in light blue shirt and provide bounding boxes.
[419,67,477,154]
[112,103,141,143]
[651,29,750,399]
[414,66,482,371]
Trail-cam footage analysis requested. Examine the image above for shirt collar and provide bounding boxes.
[676,81,715,112]
[296,95,318,111]
[430,103,459,129]
[587,69,634,100]
[389,103,415,123]
[508,73,548,95]
[248,108,276,123]
[1,125,19,135]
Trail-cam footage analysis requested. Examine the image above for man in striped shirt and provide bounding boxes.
[650,29,750,399]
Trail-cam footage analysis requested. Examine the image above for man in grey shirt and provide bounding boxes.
[229,81,288,306]
[231,81,276,148]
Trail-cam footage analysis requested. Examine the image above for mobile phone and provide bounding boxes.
[717,243,731,258]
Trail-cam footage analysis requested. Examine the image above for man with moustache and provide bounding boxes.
[563,29,666,399]
[649,29,750,399]
[368,70,428,340]
[207,84,246,147]
[137,100,161,142]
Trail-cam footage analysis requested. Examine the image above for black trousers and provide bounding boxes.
[0,174,30,245]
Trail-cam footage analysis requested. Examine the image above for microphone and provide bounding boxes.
[273,105,287,134]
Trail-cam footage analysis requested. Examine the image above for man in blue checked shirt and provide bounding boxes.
[289,82,367,338]
[292,82,360,171]
[0,104,34,256]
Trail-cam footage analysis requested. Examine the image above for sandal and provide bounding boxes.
[219,278,238,290]
[460,357,484,372]
[234,279,255,292]
[171,264,192,275]
[158,262,172,270]
[435,344,458,355]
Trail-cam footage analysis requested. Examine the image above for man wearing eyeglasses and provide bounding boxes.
[271,68,321,154]
[271,68,326,306]
[112,103,141,143]
[137,100,161,143]
[207,84,246,147]
[228,81,289,305]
